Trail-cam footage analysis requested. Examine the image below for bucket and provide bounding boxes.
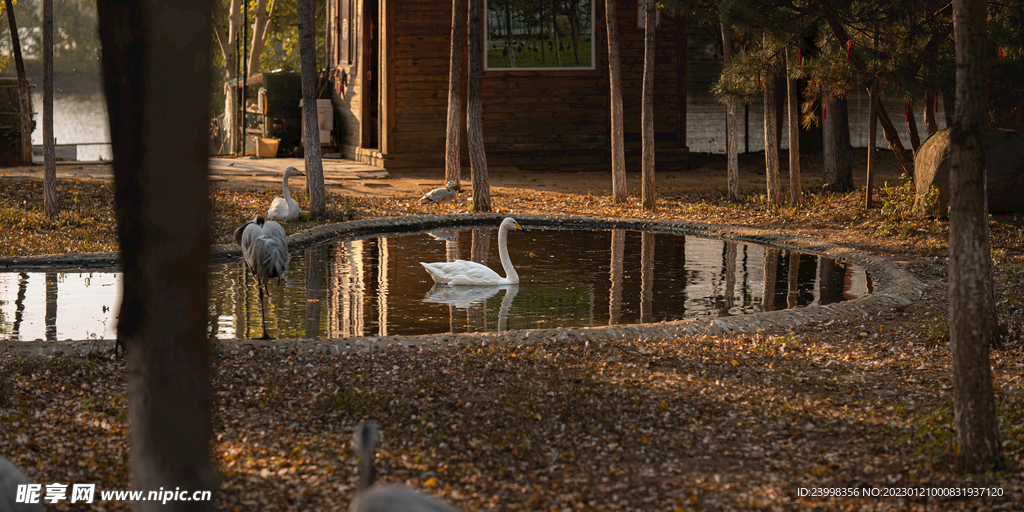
[256,137,280,158]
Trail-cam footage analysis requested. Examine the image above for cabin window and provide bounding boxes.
[485,0,594,70]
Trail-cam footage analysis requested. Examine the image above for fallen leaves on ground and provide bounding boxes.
[2,169,1024,510]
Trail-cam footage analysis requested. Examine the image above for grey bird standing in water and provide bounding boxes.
[234,215,290,339]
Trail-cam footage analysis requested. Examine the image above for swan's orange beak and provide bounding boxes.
[515,221,527,232]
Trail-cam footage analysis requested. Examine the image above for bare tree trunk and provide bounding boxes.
[866,75,877,207]
[43,0,57,217]
[641,0,656,212]
[763,43,782,207]
[924,90,939,135]
[786,46,801,206]
[722,24,740,201]
[468,0,490,212]
[248,0,275,72]
[822,94,853,192]
[907,100,922,153]
[606,0,627,203]
[444,0,467,187]
[97,1,216,510]
[5,0,32,165]
[212,0,242,154]
[299,0,326,217]
[949,0,1004,474]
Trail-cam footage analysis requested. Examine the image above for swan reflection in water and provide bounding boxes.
[422,284,520,331]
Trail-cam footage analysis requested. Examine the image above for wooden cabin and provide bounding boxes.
[324,0,688,172]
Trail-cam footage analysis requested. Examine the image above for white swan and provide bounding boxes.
[267,166,305,221]
[420,217,527,285]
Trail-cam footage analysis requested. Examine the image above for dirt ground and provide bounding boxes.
[0,149,906,199]
[9,149,1022,512]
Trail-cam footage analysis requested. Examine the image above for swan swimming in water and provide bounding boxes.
[420,217,527,285]
[267,166,305,221]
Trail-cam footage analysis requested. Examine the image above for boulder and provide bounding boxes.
[914,128,1024,216]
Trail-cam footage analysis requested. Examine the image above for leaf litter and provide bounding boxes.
[2,172,1024,510]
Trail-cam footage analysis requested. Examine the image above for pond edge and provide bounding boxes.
[2,213,927,357]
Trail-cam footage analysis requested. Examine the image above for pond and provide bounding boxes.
[0,228,870,342]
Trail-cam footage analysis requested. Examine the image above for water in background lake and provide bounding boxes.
[30,92,112,162]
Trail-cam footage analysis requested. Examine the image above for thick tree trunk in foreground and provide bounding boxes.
[722,24,740,201]
[97,1,216,510]
[641,0,657,212]
[822,94,853,192]
[299,0,326,217]
[444,0,467,188]
[467,0,490,212]
[949,0,1003,474]
[606,0,627,203]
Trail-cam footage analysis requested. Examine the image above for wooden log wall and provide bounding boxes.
[332,0,685,170]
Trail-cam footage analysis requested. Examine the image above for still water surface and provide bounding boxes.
[1,229,870,341]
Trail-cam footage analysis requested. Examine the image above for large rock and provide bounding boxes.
[914,128,1024,216]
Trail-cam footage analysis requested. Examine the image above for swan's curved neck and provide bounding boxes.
[282,173,292,199]
[498,223,519,284]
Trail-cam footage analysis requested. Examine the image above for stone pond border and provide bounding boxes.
[2,214,927,358]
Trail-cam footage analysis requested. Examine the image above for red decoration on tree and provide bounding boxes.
[906,102,911,122]
[846,40,851,60]
[823,104,827,120]
[999,47,1003,59]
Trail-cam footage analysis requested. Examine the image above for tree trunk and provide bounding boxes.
[606,0,627,203]
[5,0,33,165]
[97,1,216,510]
[762,43,782,207]
[212,0,241,154]
[248,0,274,72]
[722,24,740,201]
[786,46,801,206]
[444,0,467,187]
[907,100,922,153]
[641,0,656,212]
[298,0,326,217]
[467,0,490,212]
[822,94,853,192]
[825,15,915,178]
[43,0,57,217]
[948,0,1004,474]
[924,90,939,135]
[866,75,877,207]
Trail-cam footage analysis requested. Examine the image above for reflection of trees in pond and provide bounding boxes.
[640,231,654,323]
[304,245,328,339]
[486,0,592,68]
[762,248,779,312]
[608,229,624,325]
[719,243,736,318]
